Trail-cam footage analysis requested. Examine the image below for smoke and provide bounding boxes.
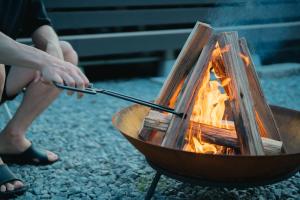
[206,0,300,65]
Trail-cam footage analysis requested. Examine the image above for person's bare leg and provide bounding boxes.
[0,64,24,192]
[0,41,78,162]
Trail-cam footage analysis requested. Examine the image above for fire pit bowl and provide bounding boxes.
[112,104,300,186]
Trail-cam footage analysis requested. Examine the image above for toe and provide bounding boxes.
[5,183,14,191]
[0,185,6,192]
[13,181,24,189]
[46,151,59,162]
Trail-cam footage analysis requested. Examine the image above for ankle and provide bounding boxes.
[0,134,30,153]
[1,126,25,138]
[0,133,25,143]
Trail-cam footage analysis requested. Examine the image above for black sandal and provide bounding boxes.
[0,144,59,166]
[0,164,27,198]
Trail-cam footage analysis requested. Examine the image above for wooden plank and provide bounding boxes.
[143,110,283,155]
[65,22,300,57]
[44,0,247,9]
[49,8,211,29]
[162,36,217,149]
[258,44,300,64]
[217,21,300,44]
[48,4,300,30]
[218,32,264,155]
[136,24,213,142]
[139,108,172,141]
[55,29,192,57]
[155,22,212,106]
[80,56,160,66]
[44,0,298,9]
[18,22,300,58]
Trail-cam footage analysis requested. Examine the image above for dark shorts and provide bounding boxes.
[0,65,18,105]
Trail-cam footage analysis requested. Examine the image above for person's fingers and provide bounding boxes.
[65,63,88,98]
[41,71,64,85]
[76,67,89,87]
[60,73,75,96]
[69,70,85,98]
[38,59,89,98]
[66,63,89,87]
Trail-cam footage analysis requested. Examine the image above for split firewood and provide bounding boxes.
[140,25,282,156]
[155,22,213,107]
[218,32,265,155]
[139,127,165,145]
[238,38,286,152]
[139,22,212,141]
[143,111,283,155]
[162,36,218,149]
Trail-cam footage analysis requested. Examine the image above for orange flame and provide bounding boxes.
[183,42,233,154]
[239,53,250,66]
[169,79,184,108]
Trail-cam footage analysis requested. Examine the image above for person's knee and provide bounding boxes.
[0,64,5,100]
[59,41,78,65]
[0,64,5,84]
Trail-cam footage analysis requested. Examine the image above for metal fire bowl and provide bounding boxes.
[112,104,300,186]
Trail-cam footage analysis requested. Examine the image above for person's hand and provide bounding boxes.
[34,43,89,98]
[34,53,89,98]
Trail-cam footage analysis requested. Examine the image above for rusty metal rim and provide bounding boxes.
[112,103,300,158]
[119,130,300,158]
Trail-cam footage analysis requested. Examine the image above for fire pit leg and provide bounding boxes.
[145,172,162,200]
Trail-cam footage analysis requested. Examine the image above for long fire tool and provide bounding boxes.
[54,82,184,117]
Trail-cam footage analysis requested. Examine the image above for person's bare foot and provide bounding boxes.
[0,158,24,193]
[0,132,58,163]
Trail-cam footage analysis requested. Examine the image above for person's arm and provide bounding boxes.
[0,31,89,88]
[32,25,86,97]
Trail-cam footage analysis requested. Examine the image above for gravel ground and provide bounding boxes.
[0,69,299,199]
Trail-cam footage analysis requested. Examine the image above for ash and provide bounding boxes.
[1,65,299,199]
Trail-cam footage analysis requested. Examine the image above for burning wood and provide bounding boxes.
[155,22,213,107]
[218,32,264,155]
[238,38,286,152]
[138,21,284,156]
[161,37,218,149]
[141,110,283,155]
[139,22,213,141]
